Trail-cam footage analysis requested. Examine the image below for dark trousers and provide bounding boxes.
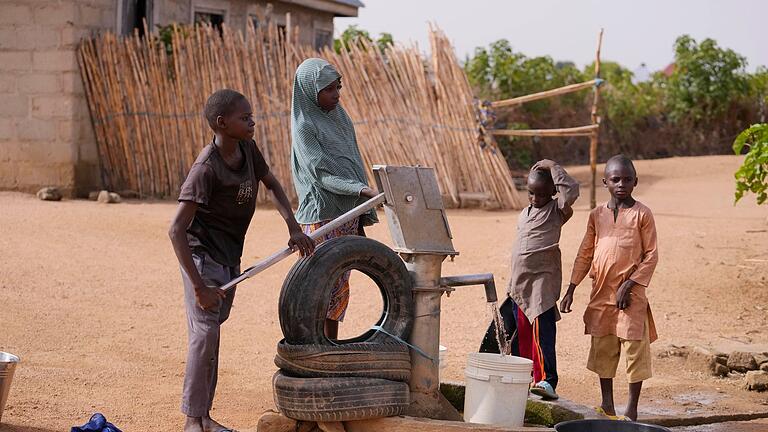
[479,297,559,389]
[180,251,238,417]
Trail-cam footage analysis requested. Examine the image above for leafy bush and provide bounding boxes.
[733,124,768,205]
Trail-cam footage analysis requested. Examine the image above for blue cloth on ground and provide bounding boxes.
[71,413,122,432]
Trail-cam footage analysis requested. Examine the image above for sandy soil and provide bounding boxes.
[1,155,767,431]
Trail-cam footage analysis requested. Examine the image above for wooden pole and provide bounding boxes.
[490,124,598,137]
[589,29,603,209]
[491,79,598,108]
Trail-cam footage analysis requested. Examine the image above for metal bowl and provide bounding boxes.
[0,351,20,423]
[555,419,672,432]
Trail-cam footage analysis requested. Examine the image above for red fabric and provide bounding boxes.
[516,306,545,383]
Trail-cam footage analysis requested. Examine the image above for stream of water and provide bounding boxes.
[487,301,511,355]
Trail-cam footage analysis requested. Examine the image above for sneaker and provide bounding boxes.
[530,381,559,400]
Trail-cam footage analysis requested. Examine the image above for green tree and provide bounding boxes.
[376,32,394,52]
[333,25,371,52]
[464,39,586,111]
[333,25,394,53]
[733,123,768,205]
[749,66,768,122]
[588,61,662,141]
[666,35,749,123]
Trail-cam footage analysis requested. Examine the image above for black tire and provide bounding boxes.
[275,339,411,382]
[272,371,409,422]
[278,236,413,345]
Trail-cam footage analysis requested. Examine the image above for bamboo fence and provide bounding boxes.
[78,23,525,209]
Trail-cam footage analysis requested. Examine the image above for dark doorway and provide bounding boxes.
[194,11,225,35]
[121,0,151,36]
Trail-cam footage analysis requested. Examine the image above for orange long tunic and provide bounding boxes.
[570,201,658,342]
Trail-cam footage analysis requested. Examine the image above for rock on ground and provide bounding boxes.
[36,187,62,201]
[728,352,758,373]
[97,190,121,204]
[745,371,768,391]
[686,346,727,376]
[753,353,768,367]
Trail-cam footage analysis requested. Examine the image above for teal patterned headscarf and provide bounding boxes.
[290,58,377,226]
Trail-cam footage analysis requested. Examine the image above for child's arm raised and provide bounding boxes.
[168,201,224,311]
[533,159,580,223]
[553,164,579,223]
[561,210,596,313]
[261,173,315,257]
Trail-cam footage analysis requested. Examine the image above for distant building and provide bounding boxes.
[632,63,651,84]
[0,0,362,195]
[661,62,676,77]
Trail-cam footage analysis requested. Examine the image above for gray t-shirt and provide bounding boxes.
[178,140,270,267]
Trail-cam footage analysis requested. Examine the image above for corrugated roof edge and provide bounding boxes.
[331,0,365,8]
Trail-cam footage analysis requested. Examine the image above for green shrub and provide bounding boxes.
[733,124,768,205]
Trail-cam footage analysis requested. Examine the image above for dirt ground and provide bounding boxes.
[1,155,767,431]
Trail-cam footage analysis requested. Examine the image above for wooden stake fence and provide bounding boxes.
[78,23,526,209]
[484,29,604,208]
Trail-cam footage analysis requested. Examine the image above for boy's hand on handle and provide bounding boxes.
[560,283,577,313]
[194,282,226,311]
[616,279,637,310]
[289,228,315,257]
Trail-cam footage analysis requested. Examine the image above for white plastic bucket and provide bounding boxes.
[439,345,447,370]
[463,353,532,427]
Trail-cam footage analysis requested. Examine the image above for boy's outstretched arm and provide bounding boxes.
[261,173,315,256]
[169,201,224,311]
[561,210,596,313]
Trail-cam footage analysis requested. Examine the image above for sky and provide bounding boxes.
[334,0,767,73]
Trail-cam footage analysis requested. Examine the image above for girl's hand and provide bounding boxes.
[289,230,315,257]
[360,187,379,199]
[616,279,636,310]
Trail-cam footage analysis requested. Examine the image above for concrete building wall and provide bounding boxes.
[0,0,350,196]
[0,0,115,196]
[153,0,335,49]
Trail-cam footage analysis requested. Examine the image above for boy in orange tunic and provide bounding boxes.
[560,155,658,421]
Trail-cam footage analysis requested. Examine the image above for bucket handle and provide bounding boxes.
[467,372,532,384]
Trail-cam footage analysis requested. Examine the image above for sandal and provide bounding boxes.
[594,406,620,420]
[530,381,559,400]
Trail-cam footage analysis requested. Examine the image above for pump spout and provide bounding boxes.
[439,273,498,303]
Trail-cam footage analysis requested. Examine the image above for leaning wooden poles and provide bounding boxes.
[78,23,524,208]
[589,29,604,209]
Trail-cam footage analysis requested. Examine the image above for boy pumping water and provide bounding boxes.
[169,89,314,432]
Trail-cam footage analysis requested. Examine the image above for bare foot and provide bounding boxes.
[202,415,234,432]
[624,407,638,421]
[184,417,204,432]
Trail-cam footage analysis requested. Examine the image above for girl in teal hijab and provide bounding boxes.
[290,57,378,339]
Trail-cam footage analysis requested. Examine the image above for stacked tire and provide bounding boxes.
[274,236,414,422]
